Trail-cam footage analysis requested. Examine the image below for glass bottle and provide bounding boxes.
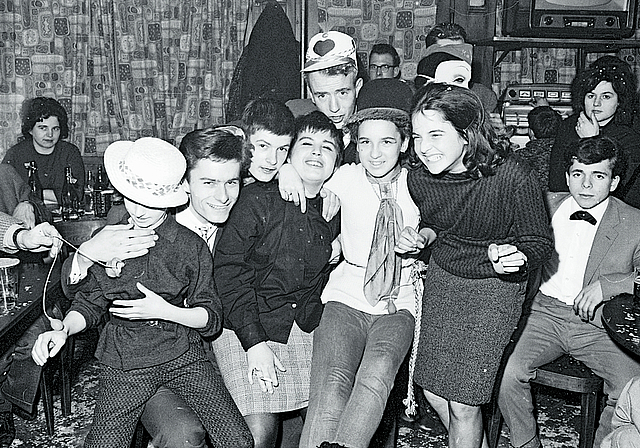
[93,165,109,218]
[61,166,80,221]
[26,161,43,202]
[84,170,94,214]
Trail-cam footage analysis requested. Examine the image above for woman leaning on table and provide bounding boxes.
[2,97,85,207]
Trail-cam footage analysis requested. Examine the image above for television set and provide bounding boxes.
[503,0,638,38]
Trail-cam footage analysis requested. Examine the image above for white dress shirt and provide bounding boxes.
[175,206,219,253]
[539,197,609,305]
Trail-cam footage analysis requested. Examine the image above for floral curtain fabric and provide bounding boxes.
[0,0,249,158]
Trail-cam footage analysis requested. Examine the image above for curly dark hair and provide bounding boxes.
[21,97,69,140]
[425,23,467,47]
[571,57,638,126]
[411,83,513,178]
[528,106,562,139]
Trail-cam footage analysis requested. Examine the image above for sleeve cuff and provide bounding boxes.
[69,253,89,284]
[3,224,24,253]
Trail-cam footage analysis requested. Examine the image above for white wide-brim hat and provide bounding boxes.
[104,137,188,208]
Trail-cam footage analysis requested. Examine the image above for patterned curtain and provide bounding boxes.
[0,0,249,159]
[316,0,438,83]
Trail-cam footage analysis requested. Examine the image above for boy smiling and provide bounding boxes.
[212,111,342,448]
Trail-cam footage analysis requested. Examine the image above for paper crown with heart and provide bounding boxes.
[302,31,357,73]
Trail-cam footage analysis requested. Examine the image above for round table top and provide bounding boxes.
[602,293,640,357]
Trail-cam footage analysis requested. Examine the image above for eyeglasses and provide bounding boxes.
[368,64,397,74]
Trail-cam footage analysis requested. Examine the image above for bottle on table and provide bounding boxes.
[84,170,94,214]
[61,166,80,221]
[93,165,111,218]
[25,161,43,202]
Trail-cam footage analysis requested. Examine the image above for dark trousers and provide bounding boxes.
[0,315,48,414]
[85,338,253,448]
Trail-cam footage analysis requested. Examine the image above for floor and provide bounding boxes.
[9,333,582,448]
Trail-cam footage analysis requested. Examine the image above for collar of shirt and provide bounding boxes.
[342,127,351,148]
[128,214,167,232]
[175,206,219,249]
[566,196,609,226]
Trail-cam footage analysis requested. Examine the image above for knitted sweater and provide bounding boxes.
[408,156,553,280]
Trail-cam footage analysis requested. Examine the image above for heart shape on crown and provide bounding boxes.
[313,39,335,57]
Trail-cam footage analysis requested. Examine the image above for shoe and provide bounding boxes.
[399,410,417,423]
[318,443,349,448]
[415,411,447,435]
[13,404,37,422]
[0,411,15,448]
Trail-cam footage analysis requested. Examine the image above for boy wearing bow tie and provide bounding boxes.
[499,135,640,448]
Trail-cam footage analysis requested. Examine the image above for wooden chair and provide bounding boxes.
[487,353,604,448]
[39,334,74,435]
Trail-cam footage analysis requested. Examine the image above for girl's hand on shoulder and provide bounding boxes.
[278,163,307,212]
[488,243,527,274]
[320,187,340,221]
[246,342,286,394]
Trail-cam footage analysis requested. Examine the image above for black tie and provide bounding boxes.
[570,210,597,225]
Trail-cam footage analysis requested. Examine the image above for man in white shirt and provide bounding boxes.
[140,126,245,448]
[498,135,640,448]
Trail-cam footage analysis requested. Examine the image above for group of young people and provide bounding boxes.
[0,24,634,448]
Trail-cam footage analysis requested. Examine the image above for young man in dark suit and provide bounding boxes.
[498,135,640,448]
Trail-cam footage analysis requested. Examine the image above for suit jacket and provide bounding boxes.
[547,193,640,323]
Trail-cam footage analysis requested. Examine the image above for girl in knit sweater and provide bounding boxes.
[396,83,553,448]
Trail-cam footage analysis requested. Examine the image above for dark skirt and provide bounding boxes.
[414,261,526,405]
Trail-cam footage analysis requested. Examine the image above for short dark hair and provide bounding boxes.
[528,106,562,139]
[179,127,248,181]
[571,57,637,126]
[21,97,69,140]
[291,111,344,169]
[425,23,467,47]
[565,135,627,180]
[241,98,295,138]
[370,44,400,67]
[411,83,512,178]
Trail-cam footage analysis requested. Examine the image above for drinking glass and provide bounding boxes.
[0,258,20,315]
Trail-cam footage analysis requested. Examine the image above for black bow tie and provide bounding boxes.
[570,210,597,225]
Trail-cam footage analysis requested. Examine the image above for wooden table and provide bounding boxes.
[0,262,61,356]
[602,293,640,357]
